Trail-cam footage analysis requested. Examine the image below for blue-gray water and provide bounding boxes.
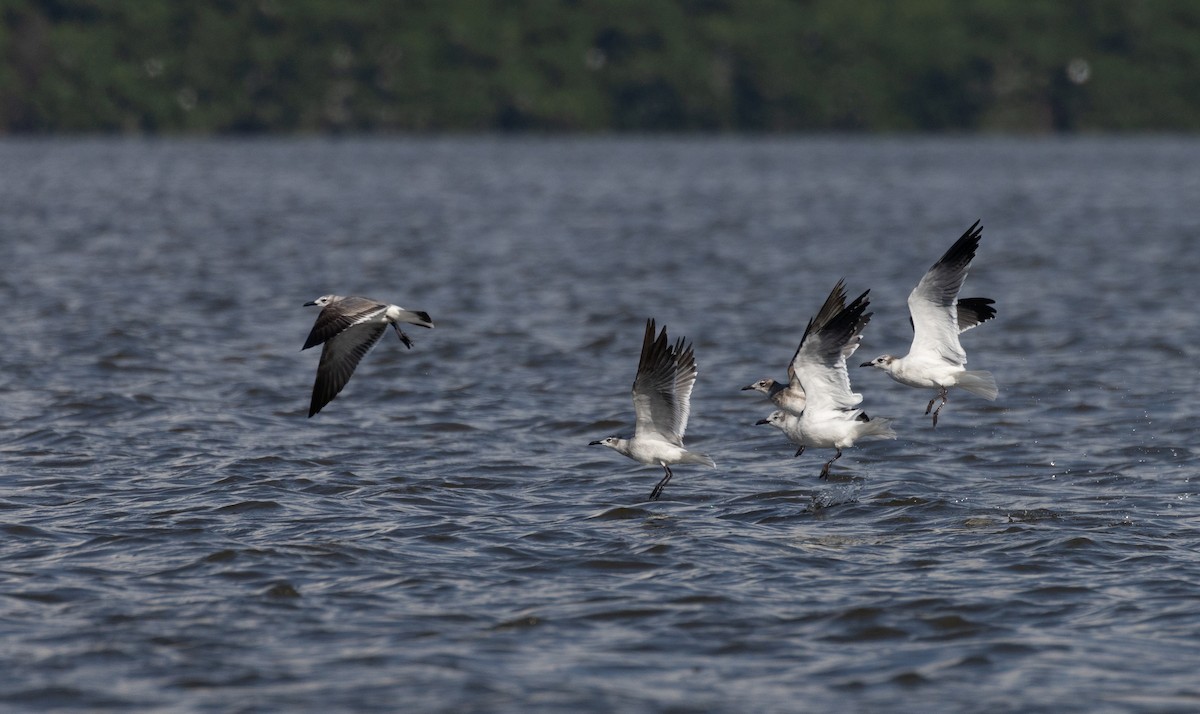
[1,137,1197,713]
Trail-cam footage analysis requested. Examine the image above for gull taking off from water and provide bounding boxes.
[741,278,864,415]
[757,285,896,479]
[590,319,715,501]
[301,295,434,417]
[860,221,998,426]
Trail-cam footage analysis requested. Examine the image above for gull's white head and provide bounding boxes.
[860,355,897,371]
[741,378,778,395]
[304,295,340,307]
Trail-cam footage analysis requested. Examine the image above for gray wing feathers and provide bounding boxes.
[788,278,848,386]
[802,289,870,371]
[913,220,982,309]
[303,297,388,350]
[793,290,872,413]
[907,221,982,364]
[309,323,387,417]
[632,319,697,445]
[908,296,997,334]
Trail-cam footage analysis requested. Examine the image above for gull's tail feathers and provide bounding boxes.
[681,452,716,468]
[858,416,897,442]
[956,370,998,400]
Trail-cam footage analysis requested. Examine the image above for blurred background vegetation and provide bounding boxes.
[3,0,1199,133]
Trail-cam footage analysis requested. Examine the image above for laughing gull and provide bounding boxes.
[860,221,998,426]
[301,295,434,417]
[590,319,715,501]
[741,278,864,415]
[757,285,895,479]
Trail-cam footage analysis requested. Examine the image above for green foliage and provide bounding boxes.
[2,0,1200,132]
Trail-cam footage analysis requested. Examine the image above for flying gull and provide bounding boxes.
[757,284,895,478]
[860,221,997,426]
[301,295,434,417]
[590,319,715,501]
[742,278,865,415]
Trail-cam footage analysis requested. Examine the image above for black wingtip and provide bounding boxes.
[956,296,997,330]
[806,278,850,336]
[641,317,660,354]
[801,279,853,344]
[812,288,872,353]
[934,220,984,270]
[636,316,695,382]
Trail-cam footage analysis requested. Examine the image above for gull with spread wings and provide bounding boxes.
[591,319,715,501]
[301,295,434,417]
[860,221,997,426]
[757,283,895,479]
[741,278,864,415]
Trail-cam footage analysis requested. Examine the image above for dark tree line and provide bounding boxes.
[3,0,1199,133]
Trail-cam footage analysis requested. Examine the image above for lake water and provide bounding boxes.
[1,136,1197,712]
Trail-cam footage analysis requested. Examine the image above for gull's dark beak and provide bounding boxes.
[304,300,318,306]
[588,440,602,446]
[754,418,769,426]
[859,361,872,368]
[740,384,756,391]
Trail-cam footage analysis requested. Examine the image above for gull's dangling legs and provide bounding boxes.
[794,446,806,457]
[649,465,673,501]
[819,448,843,480]
[930,387,949,427]
[393,324,414,349]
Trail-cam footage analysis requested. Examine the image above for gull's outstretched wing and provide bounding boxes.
[792,290,872,416]
[908,296,996,334]
[303,297,388,350]
[907,221,981,365]
[309,322,388,417]
[787,279,849,389]
[631,319,697,445]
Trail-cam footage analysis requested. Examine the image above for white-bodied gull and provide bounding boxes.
[590,319,715,501]
[860,221,997,426]
[757,285,895,478]
[301,295,434,417]
[741,278,865,415]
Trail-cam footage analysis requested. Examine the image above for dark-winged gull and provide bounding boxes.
[301,295,434,417]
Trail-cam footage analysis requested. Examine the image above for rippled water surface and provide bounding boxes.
[2,137,1198,712]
